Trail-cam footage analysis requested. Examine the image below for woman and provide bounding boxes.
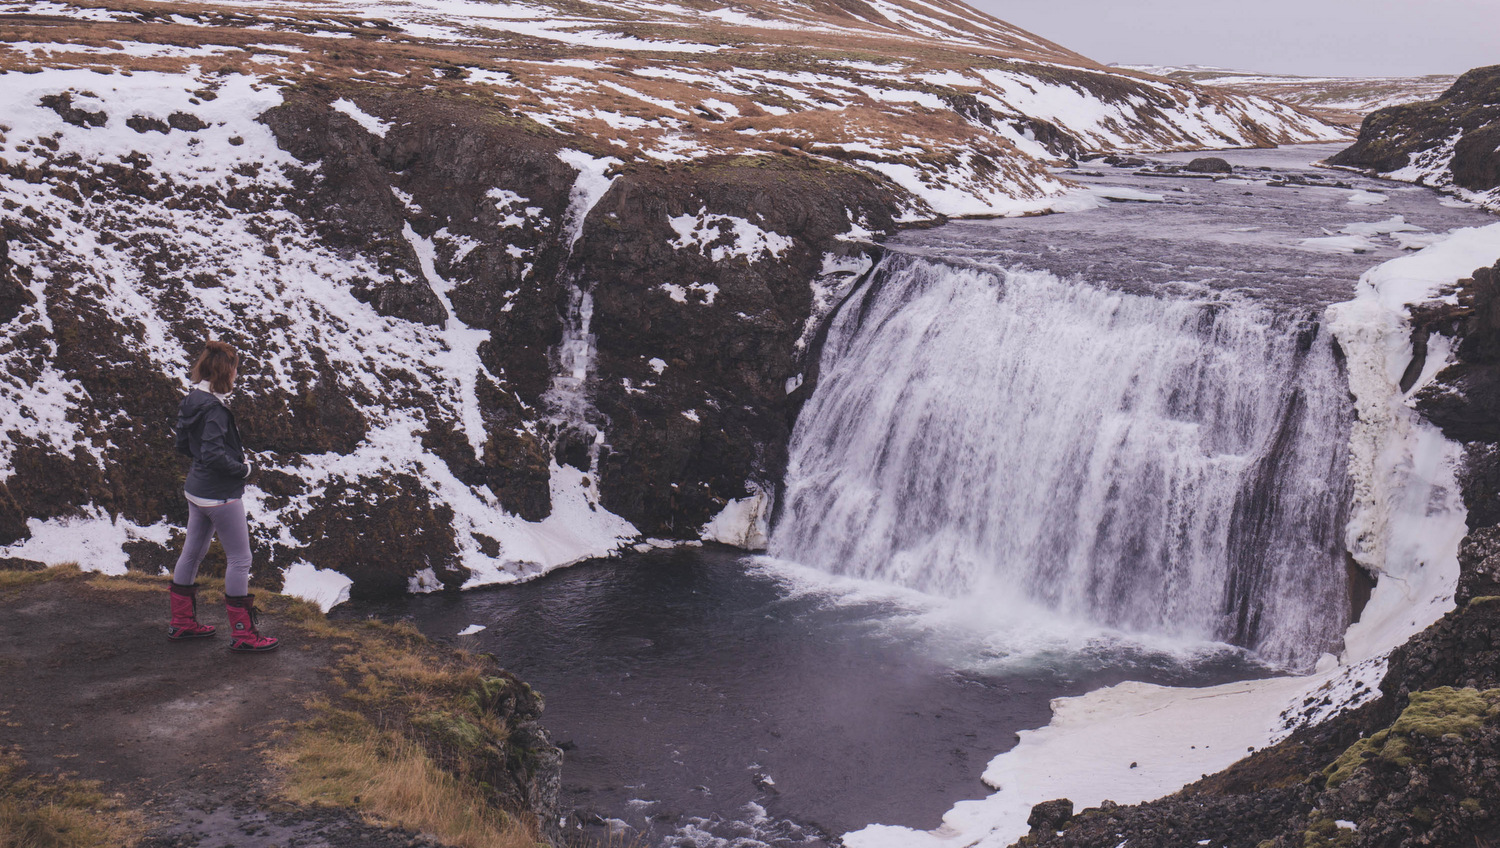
[167,340,278,653]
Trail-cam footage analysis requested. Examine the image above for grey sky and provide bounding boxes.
[962,0,1499,78]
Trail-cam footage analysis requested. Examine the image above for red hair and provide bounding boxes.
[191,340,239,394]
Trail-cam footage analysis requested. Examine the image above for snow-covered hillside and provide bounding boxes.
[0,0,1343,218]
[0,0,1346,602]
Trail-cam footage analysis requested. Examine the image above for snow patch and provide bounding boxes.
[281,561,354,612]
[410,567,443,593]
[1346,190,1389,206]
[331,98,392,138]
[0,508,173,576]
[669,208,793,263]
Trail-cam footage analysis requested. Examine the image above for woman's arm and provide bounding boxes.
[197,407,249,479]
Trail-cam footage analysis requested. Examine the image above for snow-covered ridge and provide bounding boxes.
[0,0,1345,219]
[843,223,1500,848]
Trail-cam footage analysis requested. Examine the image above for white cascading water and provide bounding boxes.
[771,254,1354,670]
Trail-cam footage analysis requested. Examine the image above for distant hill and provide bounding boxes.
[1118,64,1456,127]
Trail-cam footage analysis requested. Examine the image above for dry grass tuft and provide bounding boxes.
[273,708,538,848]
[252,591,546,847]
[0,751,143,848]
[0,564,82,591]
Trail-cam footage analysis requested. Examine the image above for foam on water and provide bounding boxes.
[748,553,1262,678]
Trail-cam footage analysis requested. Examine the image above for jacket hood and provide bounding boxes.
[177,388,222,430]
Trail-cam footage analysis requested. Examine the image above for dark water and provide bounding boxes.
[338,547,1270,847]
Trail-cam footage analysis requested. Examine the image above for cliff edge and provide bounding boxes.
[0,562,562,848]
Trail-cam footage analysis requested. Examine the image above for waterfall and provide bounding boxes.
[541,150,620,467]
[771,254,1354,669]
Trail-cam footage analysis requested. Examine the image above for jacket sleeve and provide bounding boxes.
[197,407,248,479]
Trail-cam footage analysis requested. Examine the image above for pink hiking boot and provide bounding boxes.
[167,582,216,640]
[225,594,279,653]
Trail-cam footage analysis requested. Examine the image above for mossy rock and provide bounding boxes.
[469,674,544,723]
[414,710,488,751]
[1299,817,1356,848]
[1324,686,1500,787]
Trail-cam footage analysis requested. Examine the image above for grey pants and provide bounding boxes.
[173,499,252,596]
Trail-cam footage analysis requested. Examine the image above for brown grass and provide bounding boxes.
[272,707,537,848]
[0,751,143,848]
[0,564,80,591]
[252,589,543,847]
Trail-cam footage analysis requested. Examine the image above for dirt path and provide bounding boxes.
[0,569,441,847]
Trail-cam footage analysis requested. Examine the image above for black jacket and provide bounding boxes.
[176,389,249,500]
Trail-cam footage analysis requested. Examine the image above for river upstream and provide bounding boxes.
[336,144,1496,848]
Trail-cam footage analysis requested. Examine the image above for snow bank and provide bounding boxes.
[281,561,354,612]
[330,97,392,138]
[843,223,1500,848]
[700,483,773,550]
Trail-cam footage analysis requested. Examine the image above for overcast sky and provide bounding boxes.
[963,0,1499,78]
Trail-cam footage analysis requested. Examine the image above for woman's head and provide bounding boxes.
[191,340,239,393]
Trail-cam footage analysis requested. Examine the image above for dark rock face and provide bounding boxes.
[1411,261,1500,446]
[1018,789,1313,848]
[576,159,896,536]
[1457,528,1500,607]
[463,672,563,842]
[1382,597,1500,705]
[276,473,463,598]
[1298,686,1500,848]
[1184,156,1232,173]
[263,88,903,540]
[0,234,37,326]
[38,92,106,128]
[1405,262,1500,534]
[1329,65,1500,196]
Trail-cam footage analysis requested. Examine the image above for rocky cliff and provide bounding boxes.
[0,0,1344,600]
[1329,65,1500,212]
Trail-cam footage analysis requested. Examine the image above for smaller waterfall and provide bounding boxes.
[771,255,1354,669]
[541,151,620,466]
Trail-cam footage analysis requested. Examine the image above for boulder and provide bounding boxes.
[1027,799,1074,833]
[1184,156,1232,173]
